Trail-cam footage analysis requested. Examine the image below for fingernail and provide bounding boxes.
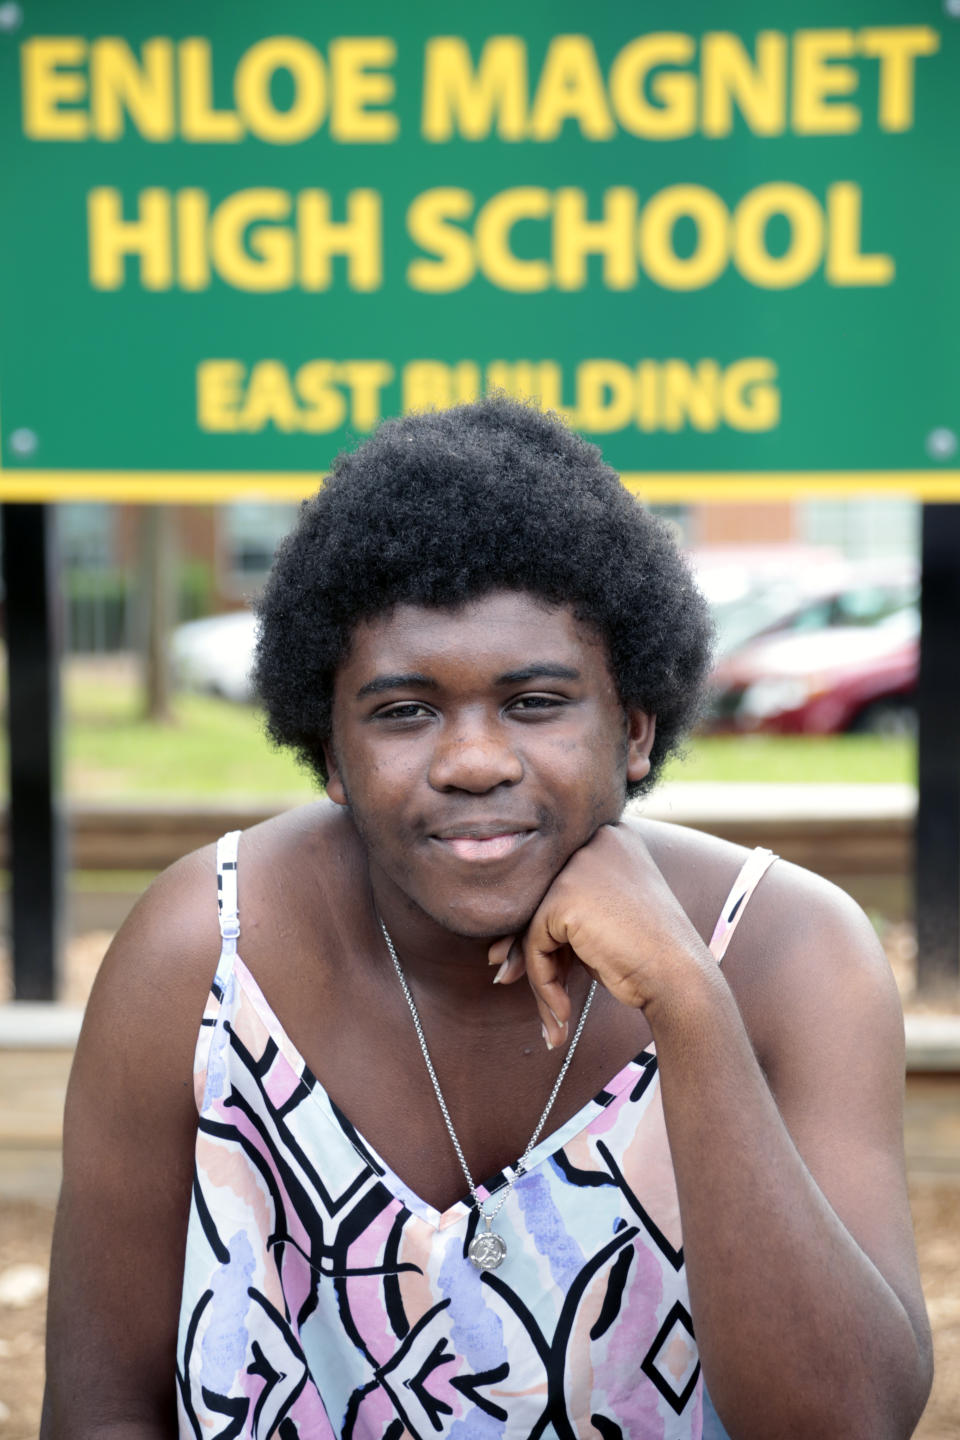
[546,1015,568,1044]
[541,1023,555,1051]
[493,959,510,984]
[546,1008,568,1042]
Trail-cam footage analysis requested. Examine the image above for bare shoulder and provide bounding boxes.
[715,847,902,1077]
[75,843,220,1087]
[632,814,902,1072]
[81,798,344,1044]
[640,820,911,1248]
[64,797,348,1182]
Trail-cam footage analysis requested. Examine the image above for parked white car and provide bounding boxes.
[169,610,258,703]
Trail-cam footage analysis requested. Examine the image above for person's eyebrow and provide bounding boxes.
[355,672,438,700]
[494,664,582,685]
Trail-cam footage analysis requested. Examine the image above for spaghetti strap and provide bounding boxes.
[215,830,242,957]
[708,846,777,964]
[192,831,243,1113]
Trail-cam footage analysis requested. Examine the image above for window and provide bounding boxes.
[219,503,299,596]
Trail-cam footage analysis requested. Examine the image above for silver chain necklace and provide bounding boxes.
[378,916,598,1271]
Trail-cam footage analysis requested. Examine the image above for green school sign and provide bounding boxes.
[0,0,957,502]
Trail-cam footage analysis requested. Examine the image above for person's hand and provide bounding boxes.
[488,823,713,1046]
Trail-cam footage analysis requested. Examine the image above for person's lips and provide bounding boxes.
[429,824,537,863]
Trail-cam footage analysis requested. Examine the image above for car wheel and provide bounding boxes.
[849,699,917,737]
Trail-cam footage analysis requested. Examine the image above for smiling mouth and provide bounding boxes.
[430,831,535,863]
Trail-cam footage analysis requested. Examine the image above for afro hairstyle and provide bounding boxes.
[253,394,713,798]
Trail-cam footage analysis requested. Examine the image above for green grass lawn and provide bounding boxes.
[661,733,916,785]
[4,661,910,801]
[61,667,316,801]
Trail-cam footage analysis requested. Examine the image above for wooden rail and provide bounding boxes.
[0,784,916,884]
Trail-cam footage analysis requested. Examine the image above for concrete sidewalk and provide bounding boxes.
[640,781,916,822]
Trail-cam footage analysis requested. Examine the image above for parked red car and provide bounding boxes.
[694,554,917,661]
[707,608,918,735]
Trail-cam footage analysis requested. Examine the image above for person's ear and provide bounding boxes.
[625,710,656,786]
[322,741,348,807]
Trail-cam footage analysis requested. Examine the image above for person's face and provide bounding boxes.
[324,590,654,940]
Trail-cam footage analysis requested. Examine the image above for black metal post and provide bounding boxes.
[915,503,960,992]
[2,503,64,1000]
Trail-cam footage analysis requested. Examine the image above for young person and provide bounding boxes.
[43,397,931,1439]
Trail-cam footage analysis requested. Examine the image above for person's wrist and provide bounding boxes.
[642,945,732,1042]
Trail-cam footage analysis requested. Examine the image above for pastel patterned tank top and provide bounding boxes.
[177,835,776,1439]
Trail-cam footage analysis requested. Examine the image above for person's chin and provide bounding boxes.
[425,874,555,942]
[435,907,539,943]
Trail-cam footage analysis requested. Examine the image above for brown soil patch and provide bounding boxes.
[0,1201,53,1440]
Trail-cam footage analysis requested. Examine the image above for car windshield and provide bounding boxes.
[711,585,803,657]
[711,578,918,658]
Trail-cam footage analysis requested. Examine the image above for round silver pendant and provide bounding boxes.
[468,1229,507,1271]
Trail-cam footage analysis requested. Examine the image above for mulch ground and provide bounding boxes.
[1,1179,957,1440]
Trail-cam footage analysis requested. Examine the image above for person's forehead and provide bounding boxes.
[339,591,608,677]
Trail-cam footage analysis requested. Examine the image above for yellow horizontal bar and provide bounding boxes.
[621,471,960,502]
[0,471,324,503]
[0,468,959,504]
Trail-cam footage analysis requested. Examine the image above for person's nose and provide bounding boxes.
[427,713,523,793]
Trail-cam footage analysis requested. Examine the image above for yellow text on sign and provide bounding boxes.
[20,27,940,143]
[87,181,891,294]
[197,360,395,433]
[21,36,398,142]
[401,357,780,433]
[406,180,892,293]
[87,188,382,292]
[421,29,940,139]
[196,355,780,436]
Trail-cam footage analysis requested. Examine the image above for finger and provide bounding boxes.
[488,935,513,967]
[489,939,526,986]
[523,905,574,1013]
[523,930,574,1047]
[536,996,567,1050]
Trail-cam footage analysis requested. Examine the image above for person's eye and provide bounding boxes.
[375,701,433,721]
[508,694,566,715]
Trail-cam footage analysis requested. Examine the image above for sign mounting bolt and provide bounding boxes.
[0,4,22,31]
[946,0,960,16]
[9,428,38,457]
[927,427,959,461]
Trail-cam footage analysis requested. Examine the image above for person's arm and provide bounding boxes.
[497,825,933,1440]
[41,848,221,1440]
